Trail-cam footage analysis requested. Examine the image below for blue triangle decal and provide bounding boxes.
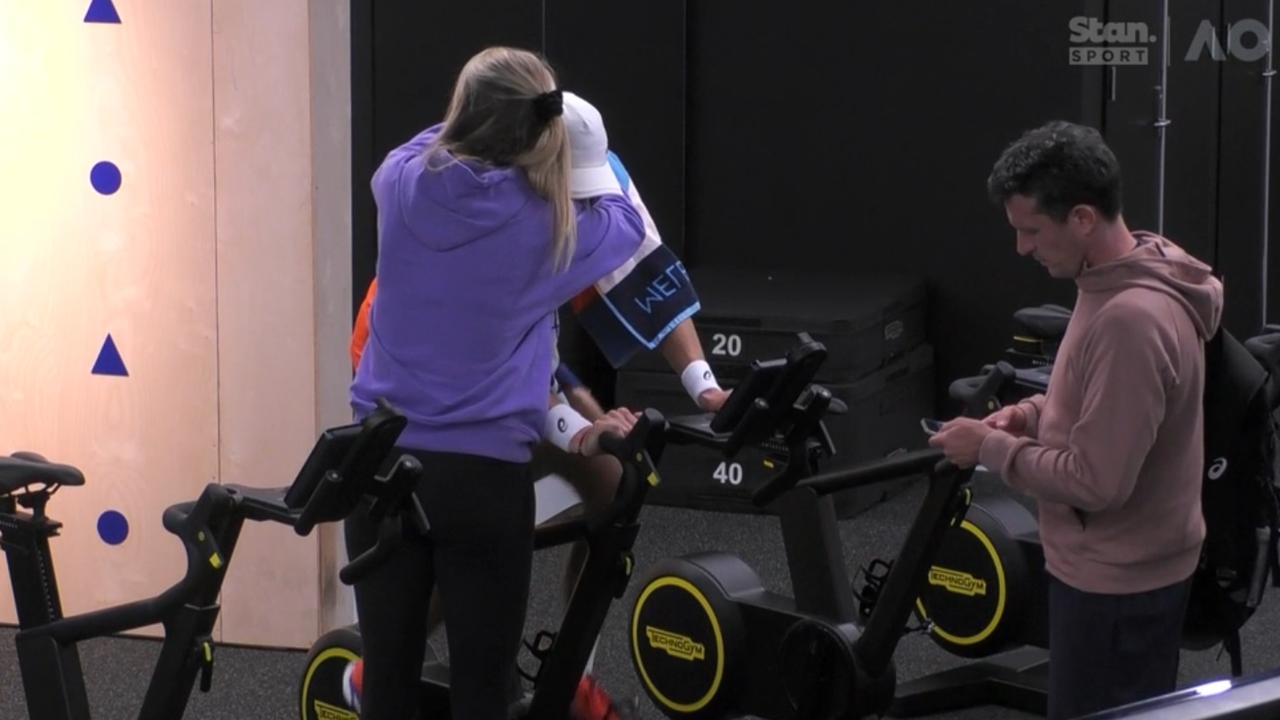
[84,0,121,24]
[92,334,129,377]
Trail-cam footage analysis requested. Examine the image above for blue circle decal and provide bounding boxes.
[90,161,122,195]
[97,510,129,545]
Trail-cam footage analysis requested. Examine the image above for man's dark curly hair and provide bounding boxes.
[987,121,1122,222]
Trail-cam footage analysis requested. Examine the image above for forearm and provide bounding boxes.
[553,364,605,421]
[565,386,605,421]
[659,319,704,372]
[981,434,1118,511]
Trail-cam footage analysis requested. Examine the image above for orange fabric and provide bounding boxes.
[569,286,597,314]
[351,278,378,372]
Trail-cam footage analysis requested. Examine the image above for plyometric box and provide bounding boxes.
[625,267,927,382]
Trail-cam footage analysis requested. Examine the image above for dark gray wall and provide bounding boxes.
[351,1,1278,404]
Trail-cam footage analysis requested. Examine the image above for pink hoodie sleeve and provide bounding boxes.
[979,305,1175,512]
[1017,394,1046,438]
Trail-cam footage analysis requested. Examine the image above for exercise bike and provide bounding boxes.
[625,335,1010,720]
[886,361,1051,717]
[890,313,1280,718]
[0,400,417,720]
[297,409,669,720]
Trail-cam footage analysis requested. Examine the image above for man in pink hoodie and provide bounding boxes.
[929,121,1224,719]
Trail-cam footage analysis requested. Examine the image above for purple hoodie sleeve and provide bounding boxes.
[529,193,646,311]
[979,305,1173,512]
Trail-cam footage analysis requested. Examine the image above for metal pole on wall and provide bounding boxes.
[1155,2,1171,236]
[1262,0,1274,326]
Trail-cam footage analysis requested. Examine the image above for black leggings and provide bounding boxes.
[344,449,535,720]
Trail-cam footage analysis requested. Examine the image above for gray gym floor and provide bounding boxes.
[1,472,1276,719]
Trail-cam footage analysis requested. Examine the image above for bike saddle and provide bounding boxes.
[1013,304,1072,341]
[0,452,86,494]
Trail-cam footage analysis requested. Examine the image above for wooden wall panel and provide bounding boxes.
[212,0,324,648]
[307,0,358,635]
[0,2,219,628]
[1,1,353,650]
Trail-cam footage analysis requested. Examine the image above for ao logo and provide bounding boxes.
[1185,20,1270,62]
[1207,457,1228,481]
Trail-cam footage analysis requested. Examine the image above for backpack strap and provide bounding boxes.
[1267,456,1280,588]
[1224,629,1244,677]
[1271,527,1280,588]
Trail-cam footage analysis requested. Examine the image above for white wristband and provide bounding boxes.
[546,403,592,453]
[681,360,721,406]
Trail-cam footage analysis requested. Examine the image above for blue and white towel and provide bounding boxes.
[570,152,700,368]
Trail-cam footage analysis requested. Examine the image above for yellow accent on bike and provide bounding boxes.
[633,577,725,714]
[313,700,358,720]
[915,519,1008,646]
[927,567,988,597]
[646,626,707,661]
[301,647,360,720]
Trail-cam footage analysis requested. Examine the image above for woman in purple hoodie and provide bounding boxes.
[345,47,645,720]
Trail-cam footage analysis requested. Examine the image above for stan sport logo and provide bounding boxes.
[1069,16,1271,66]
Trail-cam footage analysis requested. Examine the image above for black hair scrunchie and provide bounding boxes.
[532,90,564,123]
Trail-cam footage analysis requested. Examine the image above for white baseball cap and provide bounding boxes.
[563,91,623,199]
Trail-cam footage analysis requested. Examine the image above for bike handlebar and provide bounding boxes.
[339,410,666,586]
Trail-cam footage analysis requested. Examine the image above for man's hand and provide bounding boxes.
[983,404,1029,436]
[927,417,995,468]
[573,408,639,456]
[697,388,731,413]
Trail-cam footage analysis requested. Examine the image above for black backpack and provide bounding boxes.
[1181,328,1280,676]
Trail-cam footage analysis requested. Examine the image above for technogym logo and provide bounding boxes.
[313,700,358,720]
[646,626,706,661]
[928,567,989,597]
[1069,16,1271,66]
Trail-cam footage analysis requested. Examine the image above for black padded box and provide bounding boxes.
[616,344,935,517]
[624,267,927,382]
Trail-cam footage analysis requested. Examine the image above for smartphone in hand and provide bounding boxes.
[920,417,946,436]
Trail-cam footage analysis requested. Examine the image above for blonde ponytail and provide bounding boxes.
[434,47,576,270]
[518,114,575,270]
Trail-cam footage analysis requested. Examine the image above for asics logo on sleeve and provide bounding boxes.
[1207,457,1228,480]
